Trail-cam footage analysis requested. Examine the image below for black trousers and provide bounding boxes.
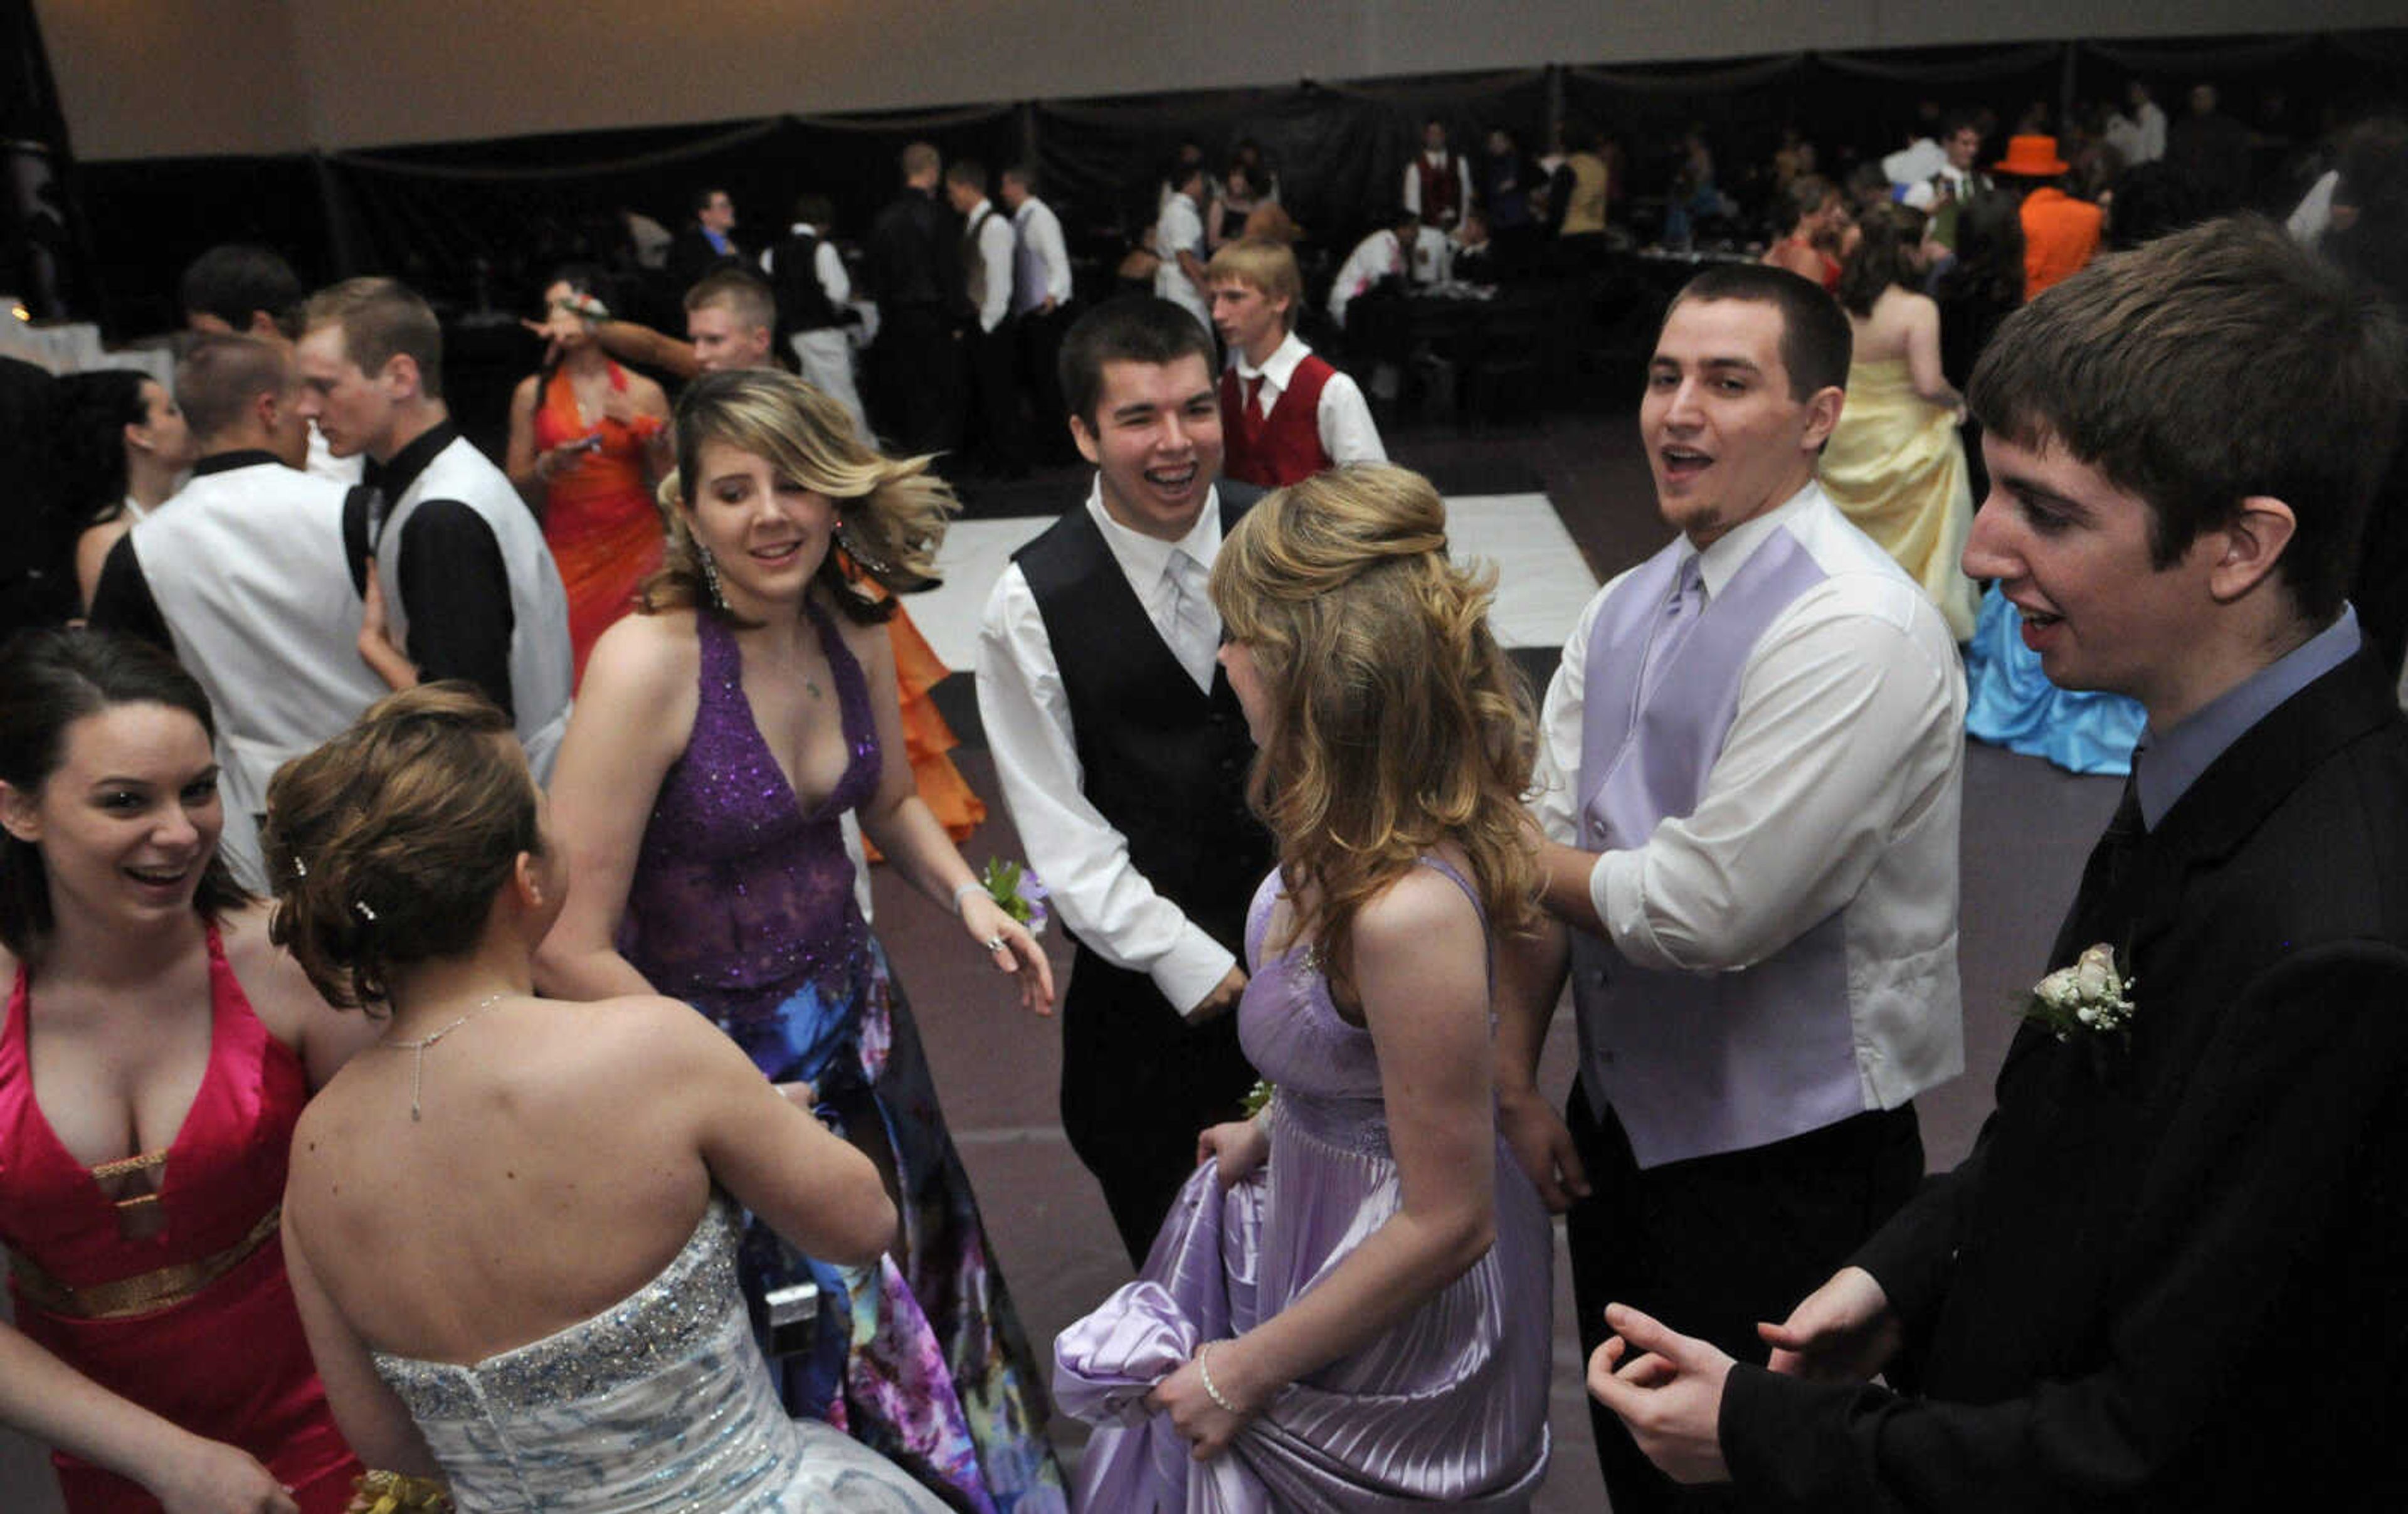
[966,317,1029,474]
[1566,1083,1924,1513]
[1059,945,1258,1266]
[870,304,964,457]
[1015,304,1077,462]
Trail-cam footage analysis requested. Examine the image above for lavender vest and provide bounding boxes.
[1570,527,1867,1168]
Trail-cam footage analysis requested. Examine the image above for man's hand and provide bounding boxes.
[1586,1303,1735,1486]
[1759,1265,1900,1383]
[1496,1084,1590,1212]
[1187,966,1247,1022]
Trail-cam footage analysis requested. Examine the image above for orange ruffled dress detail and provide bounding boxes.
[534,363,665,683]
[843,576,985,854]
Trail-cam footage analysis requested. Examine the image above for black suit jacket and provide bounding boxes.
[665,225,744,294]
[1722,650,2408,1510]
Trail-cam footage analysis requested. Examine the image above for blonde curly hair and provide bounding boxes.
[1210,464,1538,1002]
[644,368,955,626]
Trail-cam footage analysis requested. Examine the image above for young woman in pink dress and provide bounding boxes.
[0,628,372,1513]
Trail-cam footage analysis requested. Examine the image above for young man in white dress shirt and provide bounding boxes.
[1153,162,1213,337]
[761,194,868,439]
[1206,236,1383,488]
[999,164,1076,460]
[1497,262,1966,1511]
[947,158,1028,478]
[974,298,1269,1263]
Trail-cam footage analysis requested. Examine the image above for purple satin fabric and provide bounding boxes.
[1055,864,1552,1511]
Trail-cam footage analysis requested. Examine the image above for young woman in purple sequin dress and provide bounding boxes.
[537,370,1066,1513]
[1055,465,1555,1509]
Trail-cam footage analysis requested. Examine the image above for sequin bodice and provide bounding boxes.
[372,1202,813,1512]
[623,603,880,1006]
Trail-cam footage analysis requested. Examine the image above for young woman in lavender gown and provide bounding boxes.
[265,684,946,1513]
[1055,464,1555,1510]
[534,369,1066,1513]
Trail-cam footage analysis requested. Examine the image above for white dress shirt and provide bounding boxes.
[1154,194,1210,330]
[759,223,852,305]
[1231,331,1386,467]
[1012,196,1074,307]
[1532,484,1965,1027]
[976,481,1237,1017]
[1401,150,1475,221]
[964,198,1015,334]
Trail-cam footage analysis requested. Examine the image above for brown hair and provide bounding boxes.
[301,277,444,400]
[0,628,251,958]
[1210,465,1538,1003]
[260,684,540,1010]
[646,368,952,627]
[175,332,289,444]
[1836,202,1930,318]
[1969,215,2405,623]
[1665,263,1853,400]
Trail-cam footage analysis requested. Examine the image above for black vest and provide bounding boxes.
[771,230,842,332]
[1015,485,1270,953]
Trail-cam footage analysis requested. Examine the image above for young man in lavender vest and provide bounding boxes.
[1206,236,1384,489]
[1587,218,2408,1511]
[1498,262,1967,1511]
[976,298,1269,1264]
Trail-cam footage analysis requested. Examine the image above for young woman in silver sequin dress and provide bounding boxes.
[265,684,944,1513]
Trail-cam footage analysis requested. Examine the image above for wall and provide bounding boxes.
[40,0,2408,160]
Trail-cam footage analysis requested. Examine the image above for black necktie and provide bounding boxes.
[2051,763,2145,966]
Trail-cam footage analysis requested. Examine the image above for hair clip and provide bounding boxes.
[291,857,307,879]
[354,900,378,922]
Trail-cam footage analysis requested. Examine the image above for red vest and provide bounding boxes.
[1220,352,1337,487]
[1413,152,1462,225]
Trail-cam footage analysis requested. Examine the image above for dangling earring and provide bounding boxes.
[697,543,728,612]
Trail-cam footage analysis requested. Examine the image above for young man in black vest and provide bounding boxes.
[946,158,1028,479]
[1588,217,2408,1510]
[976,297,1269,1263]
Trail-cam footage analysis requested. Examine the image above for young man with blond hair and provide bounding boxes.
[1205,237,1384,488]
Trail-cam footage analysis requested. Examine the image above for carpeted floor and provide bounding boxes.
[0,404,2118,1513]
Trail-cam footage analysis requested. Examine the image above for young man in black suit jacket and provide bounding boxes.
[1588,216,2408,1509]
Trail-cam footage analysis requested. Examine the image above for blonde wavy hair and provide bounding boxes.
[1210,464,1538,1002]
[644,368,955,626]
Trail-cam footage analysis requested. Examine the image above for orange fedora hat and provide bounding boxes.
[1993,134,2069,177]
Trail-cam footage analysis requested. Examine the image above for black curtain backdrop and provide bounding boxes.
[38,28,2408,341]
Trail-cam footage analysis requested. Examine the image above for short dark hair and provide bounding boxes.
[179,244,304,337]
[791,193,835,230]
[1940,109,1984,141]
[1059,296,1217,428]
[945,159,989,196]
[1663,264,1852,400]
[692,185,728,216]
[1000,164,1035,192]
[176,333,289,443]
[1969,215,2404,623]
[0,628,249,958]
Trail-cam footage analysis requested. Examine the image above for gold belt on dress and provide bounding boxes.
[9,1204,282,1320]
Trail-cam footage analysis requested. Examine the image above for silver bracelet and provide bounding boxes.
[1196,1341,1242,1416]
[950,881,984,916]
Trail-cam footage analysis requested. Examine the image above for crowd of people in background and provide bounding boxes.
[0,64,2404,1514]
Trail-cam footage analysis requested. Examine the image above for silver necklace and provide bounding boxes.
[379,992,511,1121]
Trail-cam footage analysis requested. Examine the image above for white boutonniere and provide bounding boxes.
[2021,943,2136,1040]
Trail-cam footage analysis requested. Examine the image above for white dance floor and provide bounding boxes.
[909,492,1600,672]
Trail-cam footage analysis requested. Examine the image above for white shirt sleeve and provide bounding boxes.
[1529,581,1610,843]
[975,564,1238,1015]
[1030,203,1074,304]
[1588,585,1963,971]
[977,214,1013,333]
[815,241,851,307]
[1315,369,1386,465]
[1328,236,1379,325]
[1402,162,1423,216]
